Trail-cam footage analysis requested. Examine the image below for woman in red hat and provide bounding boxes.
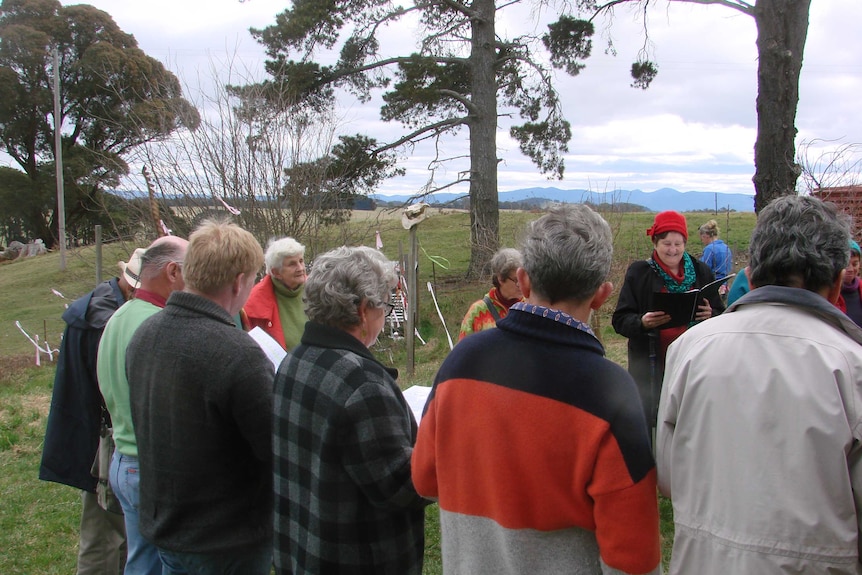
[613,210,724,432]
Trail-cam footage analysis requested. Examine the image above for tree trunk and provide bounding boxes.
[465,0,500,279]
[751,0,810,213]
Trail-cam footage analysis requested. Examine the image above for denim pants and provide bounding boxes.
[157,545,272,575]
[110,451,164,575]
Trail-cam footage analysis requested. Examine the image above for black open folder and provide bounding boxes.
[649,273,735,329]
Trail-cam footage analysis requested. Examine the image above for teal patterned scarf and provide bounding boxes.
[648,252,697,293]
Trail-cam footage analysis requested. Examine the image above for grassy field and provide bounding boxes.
[0,208,756,573]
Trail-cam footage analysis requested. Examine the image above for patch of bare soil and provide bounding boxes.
[0,354,38,381]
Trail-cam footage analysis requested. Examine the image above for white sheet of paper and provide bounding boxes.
[402,385,432,424]
[248,326,287,370]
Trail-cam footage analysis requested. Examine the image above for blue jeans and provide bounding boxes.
[110,451,164,575]
[157,545,272,575]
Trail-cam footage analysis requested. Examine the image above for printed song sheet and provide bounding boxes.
[402,385,432,424]
[248,326,287,370]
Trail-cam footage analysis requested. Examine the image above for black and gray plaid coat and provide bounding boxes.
[273,321,428,575]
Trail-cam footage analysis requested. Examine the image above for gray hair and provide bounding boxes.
[264,237,305,274]
[521,204,612,303]
[140,237,187,281]
[489,248,523,288]
[749,195,850,292]
[303,246,397,329]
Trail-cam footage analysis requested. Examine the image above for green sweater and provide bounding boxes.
[97,298,161,457]
[273,279,306,350]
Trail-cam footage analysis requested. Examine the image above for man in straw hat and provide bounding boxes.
[117,248,145,293]
[39,248,143,574]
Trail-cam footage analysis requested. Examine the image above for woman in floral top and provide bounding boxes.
[458,248,523,341]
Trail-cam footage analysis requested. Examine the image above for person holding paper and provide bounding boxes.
[612,210,724,428]
[125,220,273,574]
[272,246,429,575]
[413,205,660,575]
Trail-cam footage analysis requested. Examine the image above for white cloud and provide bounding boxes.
[32,0,862,199]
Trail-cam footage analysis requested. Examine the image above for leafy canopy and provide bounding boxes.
[0,0,199,244]
[251,0,600,181]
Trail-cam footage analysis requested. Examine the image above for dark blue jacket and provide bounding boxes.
[39,278,125,491]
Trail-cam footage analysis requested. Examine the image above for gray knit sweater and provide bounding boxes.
[127,291,275,553]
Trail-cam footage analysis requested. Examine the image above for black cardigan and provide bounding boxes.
[612,257,725,424]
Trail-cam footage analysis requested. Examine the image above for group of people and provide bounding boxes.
[460,212,734,432]
[40,228,315,575]
[39,218,422,575]
[40,194,862,575]
[433,196,862,574]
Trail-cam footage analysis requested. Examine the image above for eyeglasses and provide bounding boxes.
[381,301,396,317]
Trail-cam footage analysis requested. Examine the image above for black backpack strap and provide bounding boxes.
[483,295,502,323]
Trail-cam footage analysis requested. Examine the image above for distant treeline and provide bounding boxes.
[121,192,653,214]
[150,195,379,211]
[375,196,651,212]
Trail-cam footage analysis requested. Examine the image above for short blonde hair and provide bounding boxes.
[183,219,263,295]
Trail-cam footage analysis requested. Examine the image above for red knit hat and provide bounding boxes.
[646,211,688,240]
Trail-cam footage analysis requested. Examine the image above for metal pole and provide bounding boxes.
[94,225,102,286]
[53,47,67,271]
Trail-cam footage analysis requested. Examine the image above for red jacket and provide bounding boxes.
[243,275,286,349]
[836,280,862,320]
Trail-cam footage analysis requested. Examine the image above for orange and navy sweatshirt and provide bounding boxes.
[412,303,661,575]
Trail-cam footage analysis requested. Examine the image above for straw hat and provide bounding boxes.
[118,248,145,289]
[401,203,430,230]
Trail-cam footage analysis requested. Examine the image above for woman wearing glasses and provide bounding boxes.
[272,245,430,575]
[458,247,524,341]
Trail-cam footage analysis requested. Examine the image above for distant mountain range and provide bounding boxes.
[373,187,756,213]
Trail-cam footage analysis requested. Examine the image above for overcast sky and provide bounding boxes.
[54,0,862,197]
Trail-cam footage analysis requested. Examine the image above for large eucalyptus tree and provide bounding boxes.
[0,0,199,245]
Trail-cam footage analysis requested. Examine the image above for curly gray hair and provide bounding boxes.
[303,246,397,329]
[749,195,850,292]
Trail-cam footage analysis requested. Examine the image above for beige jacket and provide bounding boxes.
[658,286,862,575]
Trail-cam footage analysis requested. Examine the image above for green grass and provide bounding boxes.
[0,208,756,572]
[0,359,80,574]
[0,242,141,357]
